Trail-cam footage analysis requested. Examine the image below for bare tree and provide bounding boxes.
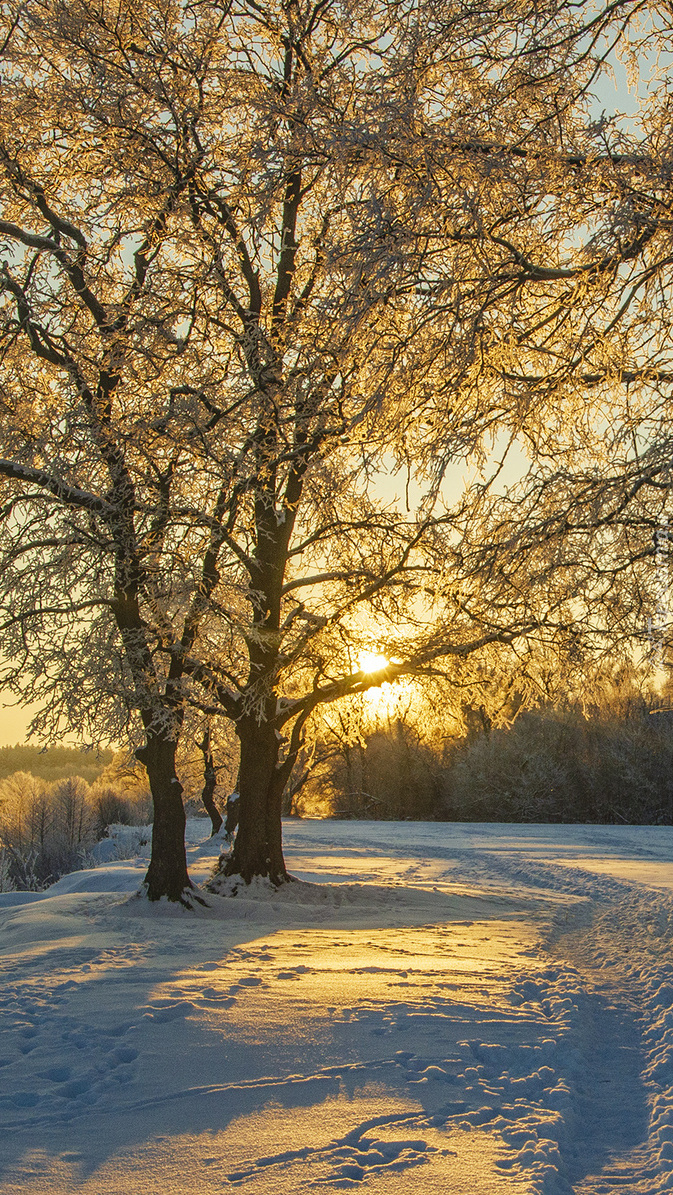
[0,0,663,897]
[197,727,223,835]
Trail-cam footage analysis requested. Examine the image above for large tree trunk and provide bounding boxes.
[213,717,290,886]
[135,734,194,902]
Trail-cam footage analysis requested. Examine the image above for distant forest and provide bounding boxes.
[0,745,114,786]
[283,672,673,827]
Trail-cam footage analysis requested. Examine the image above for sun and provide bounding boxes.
[356,649,413,721]
[358,651,391,675]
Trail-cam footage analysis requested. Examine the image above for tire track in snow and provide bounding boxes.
[470,852,673,1192]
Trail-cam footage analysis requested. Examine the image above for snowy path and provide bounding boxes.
[2,821,673,1193]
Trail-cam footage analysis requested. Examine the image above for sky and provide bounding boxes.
[0,701,39,747]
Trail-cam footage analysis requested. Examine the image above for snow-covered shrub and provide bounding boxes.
[444,704,673,823]
[90,823,152,863]
[0,845,16,892]
[89,785,139,838]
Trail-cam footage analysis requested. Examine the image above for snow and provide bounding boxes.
[2,821,673,1192]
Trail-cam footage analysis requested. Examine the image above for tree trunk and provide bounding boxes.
[135,734,194,902]
[213,718,290,886]
[199,729,223,835]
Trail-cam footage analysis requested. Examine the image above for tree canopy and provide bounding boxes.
[0,0,670,897]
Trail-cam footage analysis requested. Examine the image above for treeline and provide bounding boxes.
[288,692,673,825]
[0,744,114,784]
[444,702,673,824]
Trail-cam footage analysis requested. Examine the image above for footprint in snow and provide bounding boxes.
[34,1046,139,1107]
[199,987,235,1005]
[227,977,263,993]
[325,1136,438,1187]
[59,1077,94,1100]
[19,1026,41,1054]
[144,1000,197,1023]
[408,1065,451,1082]
[9,1091,40,1107]
[101,1022,134,1038]
[111,1046,138,1064]
[43,1066,72,1083]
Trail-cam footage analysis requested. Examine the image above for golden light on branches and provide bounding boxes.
[0,0,670,893]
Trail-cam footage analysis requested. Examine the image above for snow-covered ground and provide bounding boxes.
[3,820,673,1193]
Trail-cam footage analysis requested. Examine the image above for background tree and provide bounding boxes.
[171,717,237,832]
[0,771,94,887]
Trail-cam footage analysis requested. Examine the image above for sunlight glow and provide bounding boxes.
[358,651,390,674]
[357,650,407,719]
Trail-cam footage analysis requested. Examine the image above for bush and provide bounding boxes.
[443,704,673,824]
[89,786,137,838]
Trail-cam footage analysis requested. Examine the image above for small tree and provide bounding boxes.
[89,784,136,839]
[0,771,50,888]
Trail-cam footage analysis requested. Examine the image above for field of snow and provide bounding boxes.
[3,820,673,1194]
